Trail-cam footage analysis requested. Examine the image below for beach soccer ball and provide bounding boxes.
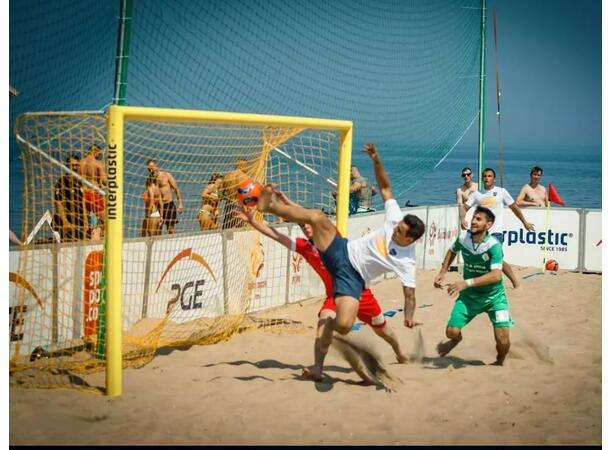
[545,259,559,272]
[236,179,263,207]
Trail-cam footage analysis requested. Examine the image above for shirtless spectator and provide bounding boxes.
[141,177,163,237]
[146,159,184,234]
[456,167,478,206]
[221,159,251,230]
[79,144,107,234]
[54,155,86,241]
[348,165,377,215]
[199,173,223,230]
[516,166,548,208]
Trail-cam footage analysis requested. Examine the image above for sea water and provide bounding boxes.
[8,143,602,236]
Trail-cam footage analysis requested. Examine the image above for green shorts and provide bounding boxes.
[447,293,514,329]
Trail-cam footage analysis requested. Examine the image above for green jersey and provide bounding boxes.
[451,231,505,303]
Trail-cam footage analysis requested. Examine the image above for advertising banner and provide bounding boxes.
[240,228,289,313]
[83,250,103,337]
[8,206,600,357]
[9,247,54,357]
[147,233,225,323]
[423,206,459,270]
[583,210,602,272]
[502,207,580,271]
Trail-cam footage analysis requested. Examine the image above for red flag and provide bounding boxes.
[548,183,565,206]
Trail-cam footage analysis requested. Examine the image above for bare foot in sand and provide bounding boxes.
[301,367,323,382]
[437,339,460,357]
[490,357,507,366]
[396,353,409,364]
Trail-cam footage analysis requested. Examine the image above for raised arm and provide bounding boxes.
[235,205,292,249]
[363,143,393,202]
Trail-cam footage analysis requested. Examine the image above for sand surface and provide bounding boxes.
[9,267,602,445]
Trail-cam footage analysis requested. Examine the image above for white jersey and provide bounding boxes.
[347,199,416,288]
[466,186,514,234]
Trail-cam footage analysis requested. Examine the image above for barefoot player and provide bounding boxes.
[236,197,408,383]
[257,143,425,380]
[459,168,535,288]
[433,206,513,366]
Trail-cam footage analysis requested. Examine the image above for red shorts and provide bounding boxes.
[319,289,386,328]
[84,190,105,214]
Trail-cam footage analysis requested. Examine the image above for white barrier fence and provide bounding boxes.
[9,204,601,357]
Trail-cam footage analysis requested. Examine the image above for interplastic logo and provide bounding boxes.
[501,229,573,247]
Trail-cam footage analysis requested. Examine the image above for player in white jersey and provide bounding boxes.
[459,168,534,289]
[257,144,426,376]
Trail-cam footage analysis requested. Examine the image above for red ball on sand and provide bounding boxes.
[236,179,263,206]
[545,259,559,272]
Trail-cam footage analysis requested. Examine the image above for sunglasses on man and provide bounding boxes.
[461,172,472,178]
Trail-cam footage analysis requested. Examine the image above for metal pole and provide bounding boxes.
[113,0,133,106]
[477,0,487,184]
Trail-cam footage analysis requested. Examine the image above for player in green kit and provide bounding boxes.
[433,206,513,366]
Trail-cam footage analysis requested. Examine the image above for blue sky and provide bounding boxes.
[482,0,601,148]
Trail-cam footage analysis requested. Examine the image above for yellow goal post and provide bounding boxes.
[104,105,353,396]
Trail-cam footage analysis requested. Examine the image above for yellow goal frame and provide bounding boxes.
[104,105,353,396]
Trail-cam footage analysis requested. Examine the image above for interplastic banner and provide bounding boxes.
[501,207,580,271]
[583,210,602,272]
[8,205,601,357]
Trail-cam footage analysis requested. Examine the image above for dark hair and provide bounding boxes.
[483,168,496,178]
[402,214,425,241]
[66,154,80,163]
[530,166,543,175]
[146,159,156,166]
[461,167,472,173]
[208,173,223,184]
[474,206,495,224]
